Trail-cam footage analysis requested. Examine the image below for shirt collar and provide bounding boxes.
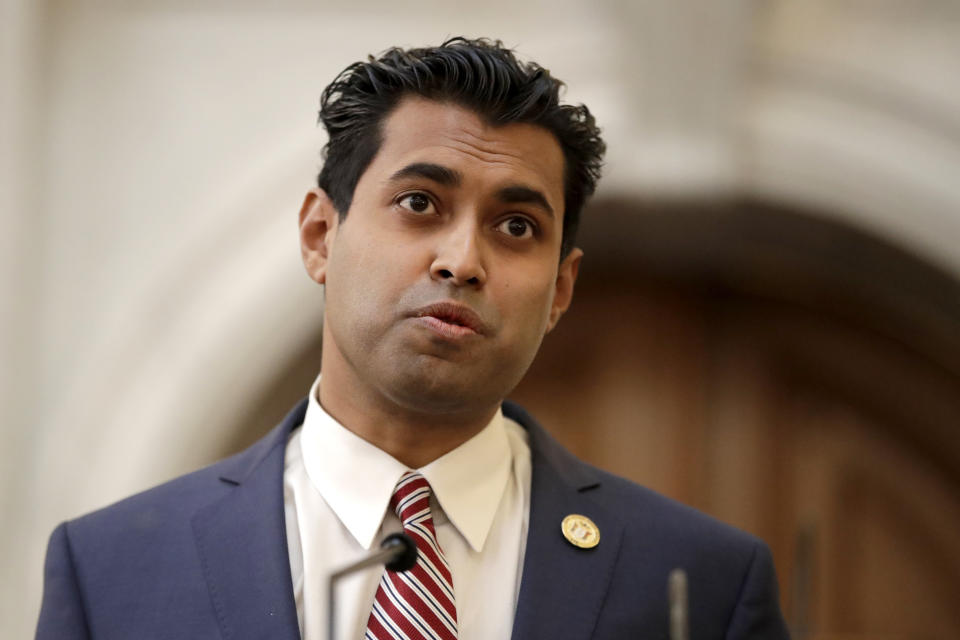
[299,375,512,553]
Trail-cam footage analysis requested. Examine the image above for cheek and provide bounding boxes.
[500,275,556,340]
[330,240,413,324]
[325,242,380,326]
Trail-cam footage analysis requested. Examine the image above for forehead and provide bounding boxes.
[367,97,565,208]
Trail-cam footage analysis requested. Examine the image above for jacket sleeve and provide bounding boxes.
[725,541,792,639]
[36,522,92,640]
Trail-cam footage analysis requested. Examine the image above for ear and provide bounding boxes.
[299,187,339,285]
[546,247,583,333]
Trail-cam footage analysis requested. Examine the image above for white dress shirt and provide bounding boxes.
[284,375,532,640]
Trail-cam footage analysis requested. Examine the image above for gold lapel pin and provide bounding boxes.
[561,514,600,549]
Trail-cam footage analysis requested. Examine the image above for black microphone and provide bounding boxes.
[327,533,418,640]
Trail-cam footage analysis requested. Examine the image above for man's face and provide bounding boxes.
[300,97,581,417]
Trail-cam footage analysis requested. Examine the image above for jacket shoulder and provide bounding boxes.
[505,400,768,557]
[63,398,305,548]
[596,465,764,551]
[503,401,789,638]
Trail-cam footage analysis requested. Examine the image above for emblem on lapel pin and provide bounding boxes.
[561,514,600,549]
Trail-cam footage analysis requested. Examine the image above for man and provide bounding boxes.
[37,38,789,639]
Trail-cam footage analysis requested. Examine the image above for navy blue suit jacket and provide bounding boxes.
[37,400,789,639]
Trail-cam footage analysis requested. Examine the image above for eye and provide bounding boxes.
[495,216,536,239]
[397,192,436,214]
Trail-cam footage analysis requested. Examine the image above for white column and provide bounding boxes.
[0,0,45,635]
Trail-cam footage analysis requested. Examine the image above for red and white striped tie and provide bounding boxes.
[365,471,458,640]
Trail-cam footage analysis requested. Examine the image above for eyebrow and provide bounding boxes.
[496,185,554,218]
[388,162,462,187]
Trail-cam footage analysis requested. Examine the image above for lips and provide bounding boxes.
[413,301,487,336]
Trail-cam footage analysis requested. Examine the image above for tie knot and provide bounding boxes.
[390,471,433,526]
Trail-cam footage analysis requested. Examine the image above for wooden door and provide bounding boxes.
[510,273,960,639]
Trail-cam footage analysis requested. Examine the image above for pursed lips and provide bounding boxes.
[412,301,487,337]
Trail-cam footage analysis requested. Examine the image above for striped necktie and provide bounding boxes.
[365,471,458,640]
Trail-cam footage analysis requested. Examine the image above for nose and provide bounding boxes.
[429,220,487,287]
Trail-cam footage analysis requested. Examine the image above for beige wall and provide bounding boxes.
[4,0,960,636]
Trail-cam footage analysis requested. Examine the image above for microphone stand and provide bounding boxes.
[669,568,689,640]
[327,533,418,640]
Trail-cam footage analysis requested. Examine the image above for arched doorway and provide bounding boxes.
[228,197,960,638]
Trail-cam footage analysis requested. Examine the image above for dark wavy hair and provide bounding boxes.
[316,37,605,259]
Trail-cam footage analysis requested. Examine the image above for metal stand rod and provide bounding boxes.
[327,539,406,640]
[669,568,689,640]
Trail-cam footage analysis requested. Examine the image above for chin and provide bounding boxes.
[384,361,506,416]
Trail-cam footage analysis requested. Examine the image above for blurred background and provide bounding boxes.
[3,0,960,637]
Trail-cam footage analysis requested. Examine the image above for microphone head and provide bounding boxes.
[382,532,418,572]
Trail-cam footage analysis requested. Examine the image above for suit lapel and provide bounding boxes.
[505,403,625,640]
[192,400,307,640]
